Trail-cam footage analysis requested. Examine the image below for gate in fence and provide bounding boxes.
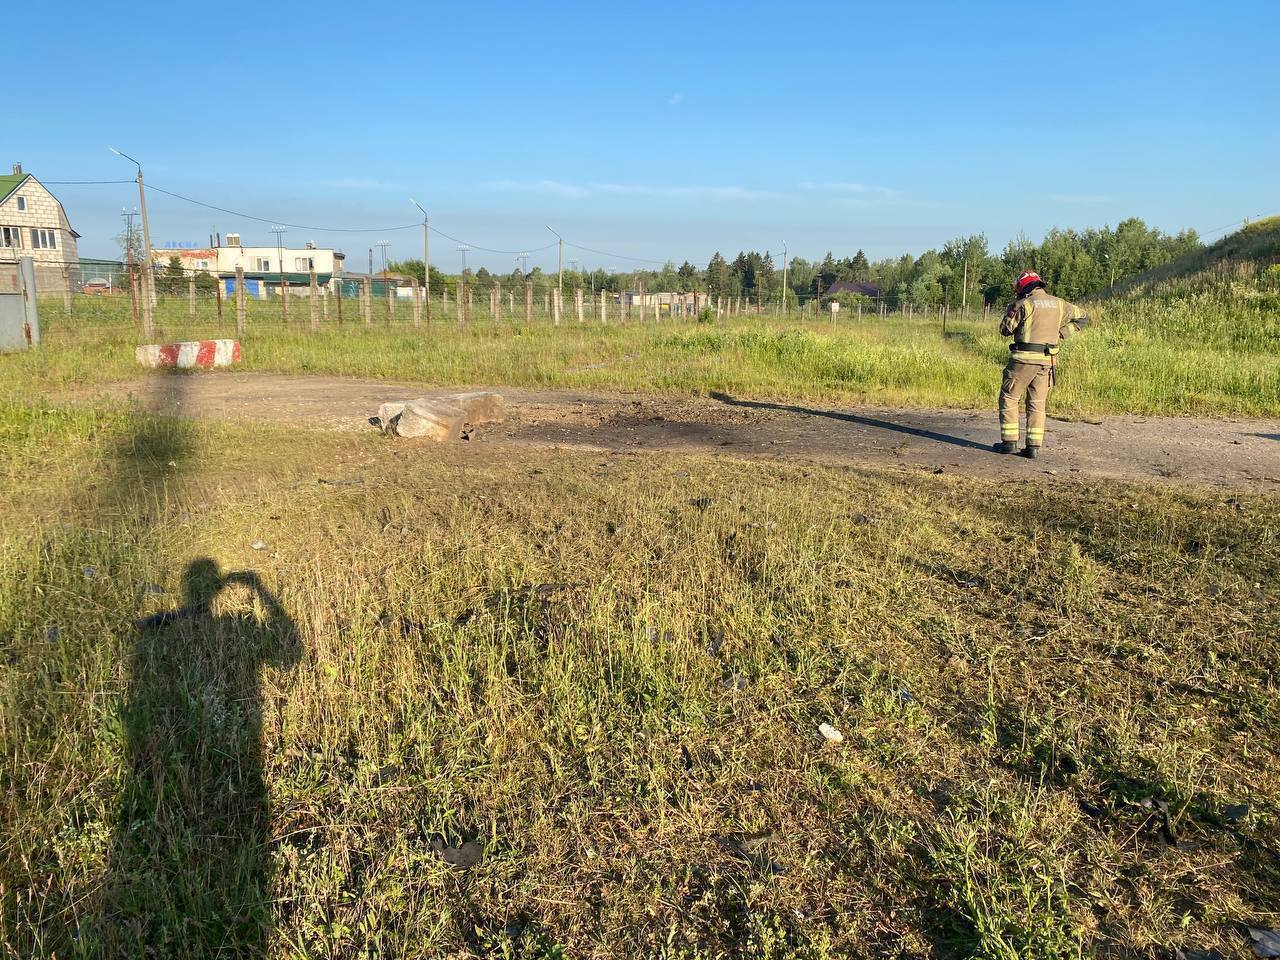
[0,257,39,352]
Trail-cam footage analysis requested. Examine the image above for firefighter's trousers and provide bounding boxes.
[999,360,1052,447]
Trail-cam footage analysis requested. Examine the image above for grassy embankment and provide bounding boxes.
[1,397,1278,958]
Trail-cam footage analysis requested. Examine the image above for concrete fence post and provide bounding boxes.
[524,280,533,324]
[552,288,562,326]
[412,283,421,327]
[362,277,372,327]
[309,267,319,331]
[235,267,246,334]
[187,275,196,318]
[574,288,583,324]
[494,281,502,321]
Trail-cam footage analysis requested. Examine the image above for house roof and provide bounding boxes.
[823,280,879,298]
[0,173,31,205]
[0,173,81,238]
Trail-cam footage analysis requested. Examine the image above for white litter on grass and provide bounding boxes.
[818,723,844,743]
[251,541,268,551]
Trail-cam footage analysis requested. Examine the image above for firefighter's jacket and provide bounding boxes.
[1000,289,1090,366]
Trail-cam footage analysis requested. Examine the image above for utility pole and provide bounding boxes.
[377,239,391,276]
[962,258,969,312]
[122,208,139,328]
[411,199,430,322]
[781,240,788,315]
[546,225,563,305]
[272,225,288,321]
[457,244,470,276]
[518,252,529,276]
[110,147,155,336]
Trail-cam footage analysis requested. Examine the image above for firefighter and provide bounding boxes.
[995,271,1090,458]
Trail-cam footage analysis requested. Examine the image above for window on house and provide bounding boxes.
[16,197,26,212]
[0,226,20,248]
[30,228,57,250]
[255,257,271,271]
[194,259,209,270]
[294,257,315,271]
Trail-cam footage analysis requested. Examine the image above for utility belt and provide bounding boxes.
[1009,341,1059,357]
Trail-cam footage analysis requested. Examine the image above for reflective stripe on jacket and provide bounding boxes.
[1000,289,1089,366]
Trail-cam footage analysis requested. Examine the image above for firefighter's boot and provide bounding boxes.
[993,440,1017,455]
[1021,445,1039,460]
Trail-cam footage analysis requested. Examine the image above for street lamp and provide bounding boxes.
[546,224,563,303]
[271,225,288,320]
[109,147,156,331]
[410,199,430,318]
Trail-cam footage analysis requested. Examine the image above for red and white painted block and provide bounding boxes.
[135,339,241,369]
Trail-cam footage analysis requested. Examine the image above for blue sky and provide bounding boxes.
[11,0,1278,272]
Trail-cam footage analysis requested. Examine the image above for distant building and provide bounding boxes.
[0,163,82,290]
[821,280,879,300]
[618,291,706,314]
[149,232,345,297]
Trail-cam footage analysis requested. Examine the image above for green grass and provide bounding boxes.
[12,284,1280,418]
[2,397,1278,958]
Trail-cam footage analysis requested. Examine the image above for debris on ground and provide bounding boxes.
[819,723,844,743]
[1248,928,1280,958]
[1223,803,1250,822]
[251,540,268,551]
[370,392,505,441]
[715,831,784,874]
[431,837,483,870]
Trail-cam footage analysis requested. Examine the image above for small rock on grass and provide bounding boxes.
[818,723,844,744]
[431,837,483,870]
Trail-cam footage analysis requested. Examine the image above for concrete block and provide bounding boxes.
[371,392,505,441]
[136,339,241,369]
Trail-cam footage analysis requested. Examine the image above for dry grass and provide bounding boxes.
[2,395,1278,958]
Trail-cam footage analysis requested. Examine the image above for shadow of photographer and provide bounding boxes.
[101,556,299,954]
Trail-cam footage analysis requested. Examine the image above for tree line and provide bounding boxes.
[388,217,1200,307]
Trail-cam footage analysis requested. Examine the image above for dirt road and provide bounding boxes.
[96,372,1280,489]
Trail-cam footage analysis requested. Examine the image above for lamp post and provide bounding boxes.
[109,147,155,336]
[271,225,288,321]
[410,199,430,321]
[781,240,788,315]
[546,225,563,303]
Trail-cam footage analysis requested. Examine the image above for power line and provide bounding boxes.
[427,225,555,256]
[563,240,670,266]
[42,179,135,185]
[145,182,558,257]
[144,184,422,233]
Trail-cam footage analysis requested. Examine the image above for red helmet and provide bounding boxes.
[1015,271,1043,296]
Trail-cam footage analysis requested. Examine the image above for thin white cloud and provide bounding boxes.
[485,180,780,201]
[668,92,684,106]
[1050,193,1115,205]
[311,177,403,191]
[799,181,903,203]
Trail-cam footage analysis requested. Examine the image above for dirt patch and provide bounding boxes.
[81,372,1280,490]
